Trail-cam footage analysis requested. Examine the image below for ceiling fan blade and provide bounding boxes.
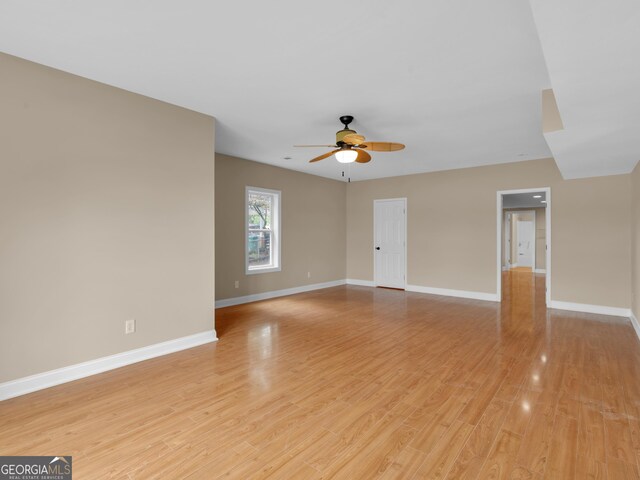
[343,133,366,145]
[362,142,405,152]
[355,149,372,163]
[294,144,338,148]
[309,149,341,163]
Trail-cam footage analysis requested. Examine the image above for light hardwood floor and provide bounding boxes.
[1,271,639,479]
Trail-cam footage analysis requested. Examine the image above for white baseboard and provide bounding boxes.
[346,279,376,287]
[0,330,217,401]
[215,279,346,308]
[629,311,640,341]
[406,284,499,302]
[502,265,544,273]
[549,300,631,318]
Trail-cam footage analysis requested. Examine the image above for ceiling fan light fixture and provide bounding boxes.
[296,115,405,165]
[335,149,358,163]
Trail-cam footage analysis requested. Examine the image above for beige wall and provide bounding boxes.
[347,158,631,308]
[542,89,564,133]
[215,154,346,300]
[0,53,215,383]
[633,162,640,317]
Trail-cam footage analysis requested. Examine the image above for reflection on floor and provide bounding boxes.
[1,280,639,478]
[501,268,542,335]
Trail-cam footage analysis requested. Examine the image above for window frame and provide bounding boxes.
[245,186,282,275]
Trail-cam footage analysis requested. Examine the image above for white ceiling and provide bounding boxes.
[530,0,640,179]
[0,1,637,181]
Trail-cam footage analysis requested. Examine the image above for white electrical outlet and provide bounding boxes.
[125,318,136,334]
[234,280,239,289]
[307,271,311,279]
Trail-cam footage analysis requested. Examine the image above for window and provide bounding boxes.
[246,186,281,274]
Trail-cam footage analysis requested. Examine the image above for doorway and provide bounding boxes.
[373,198,406,289]
[505,210,536,269]
[497,188,550,305]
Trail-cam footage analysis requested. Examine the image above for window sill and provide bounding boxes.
[246,266,281,275]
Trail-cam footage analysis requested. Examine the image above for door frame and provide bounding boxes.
[373,198,407,289]
[496,188,551,305]
[508,209,536,269]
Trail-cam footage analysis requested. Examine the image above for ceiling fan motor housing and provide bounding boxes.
[336,115,356,144]
[336,128,357,144]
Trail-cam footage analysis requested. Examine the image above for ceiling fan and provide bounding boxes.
[294,115,405,164]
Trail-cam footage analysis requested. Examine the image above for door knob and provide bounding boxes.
[375,247,380,250]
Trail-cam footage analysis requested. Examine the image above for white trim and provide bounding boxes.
[534,269,547,274]
[406,284,499,302]
[549,300,631,318]
[246,265,281,275]
[215,279,346,308]
[497,187,551,305]
[546,188,551,305]
[0,330,217,401]
[630,311,640,342]
[246,186,282,275]
[346,278,376,287]
[373,198,407,289]
[497,193,503,302]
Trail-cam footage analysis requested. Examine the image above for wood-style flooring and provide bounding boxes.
[1,271,639,479]
[510,266,533,273]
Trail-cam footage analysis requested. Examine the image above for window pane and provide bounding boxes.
[246,187,279,273]
[248,230,272,268]
[248,192,272,230]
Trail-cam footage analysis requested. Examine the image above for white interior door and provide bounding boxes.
[516,220,534,267]
[374,199,406,288]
